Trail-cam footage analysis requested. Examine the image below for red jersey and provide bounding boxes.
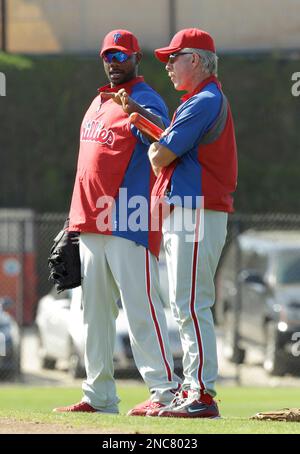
[69,76,170,257]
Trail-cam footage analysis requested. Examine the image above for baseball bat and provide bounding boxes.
[129,112,164,141]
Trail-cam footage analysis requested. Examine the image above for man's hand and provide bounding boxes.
[148,143,162,176]
[148,142,178,176]
[101,89,165,129]
[100,89,131,113]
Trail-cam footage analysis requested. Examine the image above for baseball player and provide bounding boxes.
[53,30,180,416]
[146,28,238,418]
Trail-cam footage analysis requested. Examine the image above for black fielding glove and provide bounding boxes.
[48,219,81,293]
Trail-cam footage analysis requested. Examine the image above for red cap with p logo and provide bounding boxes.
[100,30,141,57]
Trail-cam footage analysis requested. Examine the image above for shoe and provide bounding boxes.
[53,401,97,413]
[157,392,220,418]
[146,389,188,417]
[128,384,182,417]
[127,399,166,416]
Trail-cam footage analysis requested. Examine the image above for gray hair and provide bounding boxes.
[182,48,218,75]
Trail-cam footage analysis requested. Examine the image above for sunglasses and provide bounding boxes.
[168,52,193,64]
[103,51,134,63]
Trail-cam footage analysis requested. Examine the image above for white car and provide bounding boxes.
[36,266,182,378]
[0,298,21,379]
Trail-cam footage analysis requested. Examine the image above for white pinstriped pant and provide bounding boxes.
[163,207,228,398]
[79,233,179,412]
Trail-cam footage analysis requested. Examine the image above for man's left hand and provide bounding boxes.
[101,90,165,130]
[101,89,131,113]
[148,142,162,176]
[148,141,178,175]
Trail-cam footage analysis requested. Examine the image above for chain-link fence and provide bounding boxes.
[216,213,300,381]
[1,210,300,381]
[0,210,65,381]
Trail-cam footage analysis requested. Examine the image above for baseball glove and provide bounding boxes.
[251,408,300,422]
[48,218,81,293]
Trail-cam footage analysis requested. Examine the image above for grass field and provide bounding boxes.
[0,384,299,434]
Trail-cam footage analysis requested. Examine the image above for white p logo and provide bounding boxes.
[0,72,6,96]
[0,332,6,356]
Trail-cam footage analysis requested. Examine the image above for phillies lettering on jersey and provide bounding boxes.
[81,120,115,145]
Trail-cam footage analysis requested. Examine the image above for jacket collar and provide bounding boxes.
[98,76,145,93]
[181,75,221,102]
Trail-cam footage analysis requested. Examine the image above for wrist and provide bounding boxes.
[126,97,139,115]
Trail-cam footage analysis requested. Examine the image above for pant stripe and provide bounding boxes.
[190,208,205,390]
[145,249,172,382]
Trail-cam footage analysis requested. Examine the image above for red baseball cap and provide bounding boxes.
[100,29,141,57]
[155,28,215,63]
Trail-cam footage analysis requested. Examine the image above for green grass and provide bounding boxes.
[0,52,34,69]
[0,385,300,434]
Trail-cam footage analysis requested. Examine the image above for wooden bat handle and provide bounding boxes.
[129,113,164,141]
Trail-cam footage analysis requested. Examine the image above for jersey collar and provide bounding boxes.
[98,76,145,93]
[181,75,221,103]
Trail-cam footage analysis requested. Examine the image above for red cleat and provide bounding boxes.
[53,401,97,413]
[127,399,166,416]
[147,389,188,417]
[158,397,220,418]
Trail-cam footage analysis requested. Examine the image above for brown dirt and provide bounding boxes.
[0,417,125,434]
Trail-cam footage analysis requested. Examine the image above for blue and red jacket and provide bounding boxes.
[152,75,238,212]
[69,76,169,257]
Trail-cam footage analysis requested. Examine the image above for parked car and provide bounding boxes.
[0,297,21,379]
[217,230,300,376]
[36,261,183,379]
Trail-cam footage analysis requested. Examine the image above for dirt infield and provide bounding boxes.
[0,417,124,434]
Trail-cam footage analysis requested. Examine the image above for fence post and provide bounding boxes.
[16,220,25,326]
[168,0,177,40]
[0,0,6,52]
[233,218,243,385]
[0,331,5,356]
